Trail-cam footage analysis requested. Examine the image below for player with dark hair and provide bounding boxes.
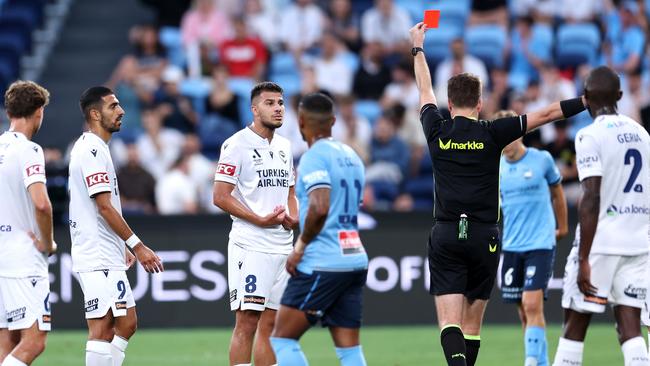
[552,66,650,366]
[409,23,587,366]
[69,86,163,366]
[0,81,55,366]
[270,92,368,365]
[214,81,298,366]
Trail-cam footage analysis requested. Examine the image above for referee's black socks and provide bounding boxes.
[464,335,480,366]
[440,325,467,366]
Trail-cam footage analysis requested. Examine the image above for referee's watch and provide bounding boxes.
[411,47,424,56]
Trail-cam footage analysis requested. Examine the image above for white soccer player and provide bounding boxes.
[213,82,298,366]
[0,81,56,366]
[553,66,650,366]
[69,86,164,366]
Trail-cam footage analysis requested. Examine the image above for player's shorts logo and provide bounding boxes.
[623,284,647,300]
[6,307,26,322]
[25,164,44,177]
[85,298,99,312]
[115,301,127,310]
[229,290,237,303]
[216,163,236,176]
[243,295,265,305]
[42,315,51,324]
[85,172,110,187]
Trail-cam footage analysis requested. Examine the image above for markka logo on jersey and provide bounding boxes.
[85,172,110,187]
[216,163,236,176]
[25,164,44,177]
[439,138,484,150]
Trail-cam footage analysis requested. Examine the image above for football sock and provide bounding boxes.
[110,336,128,366]
[539,336,548,366]
[233,364,251,366]
[440,325,467,366]
[86,340,113,366]
[524,326,545,366]
[621,336,649,366]
[335,345,367,366]
[1,355,27,366]
[552,337,583,366]
[464,334,480,366]
[270,337,308,366]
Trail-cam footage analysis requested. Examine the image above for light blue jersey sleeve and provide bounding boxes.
[543,151,562,186]
[300,151,331,194]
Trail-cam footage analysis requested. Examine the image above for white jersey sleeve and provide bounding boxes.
[214,140,241,185]
[81,145,112,197]
[20,142,46,188]
[575,131,602,181]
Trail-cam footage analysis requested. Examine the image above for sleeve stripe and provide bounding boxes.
[306,183,331,194]
[549,176,562,186]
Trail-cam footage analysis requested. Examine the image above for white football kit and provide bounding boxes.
[0,131,51,331]
[69,132,134,319]
[562,114,650,313]
[215,127,294,311]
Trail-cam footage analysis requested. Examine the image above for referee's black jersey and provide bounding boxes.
[420,103,527,224]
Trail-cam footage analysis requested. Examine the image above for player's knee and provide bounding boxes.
[89,326,114,341]
[21,336,47,358]
[521,297,542,317]
[236,311,261,335]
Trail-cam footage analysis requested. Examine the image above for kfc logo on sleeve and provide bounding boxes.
[25,164,45,177]
[216,163,236,177]
[85,172,110,187]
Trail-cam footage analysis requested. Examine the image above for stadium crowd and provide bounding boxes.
[40,0,650,216]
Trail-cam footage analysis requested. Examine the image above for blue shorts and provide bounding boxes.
[500,248,555,303]
[281,269,367,328]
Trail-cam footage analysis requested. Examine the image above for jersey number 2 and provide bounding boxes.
[624,148,643,193]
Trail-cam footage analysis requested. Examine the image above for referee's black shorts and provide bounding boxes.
[428,221,500,301]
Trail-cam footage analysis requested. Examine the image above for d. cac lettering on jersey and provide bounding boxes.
[68,132,126,272]
[215,127,295,254]
[574,114,650,255]
[0,132,48,278]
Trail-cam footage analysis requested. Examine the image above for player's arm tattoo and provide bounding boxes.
[300,188,330,244]
[578,177,601,262]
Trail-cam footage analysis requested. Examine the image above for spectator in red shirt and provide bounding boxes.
[219,16,268,81]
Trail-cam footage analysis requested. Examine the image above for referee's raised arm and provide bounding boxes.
[409,23,436,110]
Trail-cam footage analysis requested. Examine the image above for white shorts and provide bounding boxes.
[0,277,51,331]
[78,270,135,319]
[228,242,289,312]
[562,246,647,313]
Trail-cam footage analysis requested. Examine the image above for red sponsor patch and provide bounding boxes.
[85,172,110,187]
[216,163,236,177]
[338,230,364,255]
[25,164,45,177]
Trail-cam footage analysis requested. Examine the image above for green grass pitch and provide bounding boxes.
[34,324,626,365]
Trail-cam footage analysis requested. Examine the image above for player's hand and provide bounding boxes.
[282,214,298,231]
[29,232,56,255]
[286,238,306,276]
[577,260,597,296]
[555,228,568,241]
[258,206,286,227]
[409,22,427,48]
[126,249,136,269]
[133,243,164,273]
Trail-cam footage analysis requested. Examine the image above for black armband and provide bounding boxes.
[560,97,586,118]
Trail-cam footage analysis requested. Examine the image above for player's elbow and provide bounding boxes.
[33,198,52,215]
[213,191,226,210]
[95,200,114,217]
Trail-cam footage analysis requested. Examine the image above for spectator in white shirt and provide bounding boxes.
[381,59,419,111]
[279,0,324,56]
[244,0,280,50]
[136,107,185,180]
[332,94,372,163]
[434,38,488,109]
[361,0,411,55]
[182,134,217,212]
[155,153,199,215]
[313,32,353,96]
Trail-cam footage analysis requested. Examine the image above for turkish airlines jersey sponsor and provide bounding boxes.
[215,127,294,254]
[69,133,126,272]
[0,132,48,278]
[575,114,650,255]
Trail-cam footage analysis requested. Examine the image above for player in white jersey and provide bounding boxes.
[552,66,650,366]
[69,86,163,366]
[214,82,297,366]
[0,81,56,366]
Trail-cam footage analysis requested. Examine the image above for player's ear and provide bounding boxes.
[476,98,483,113]
[329,116,336,128]
[617,90,623,101]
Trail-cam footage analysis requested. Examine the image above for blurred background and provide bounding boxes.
[0,0,647,363]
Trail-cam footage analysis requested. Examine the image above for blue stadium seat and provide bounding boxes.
[370,181,400,203]
[555,23,601,68]
[340,51,360,74]
[423,27,462,70]
[394,0,424,22]
[159,26,185,68]
[428,0,469,35]
[198,114,239,160]
[0,18,33,53]
[0,44,20,80]
[354,99,381,125]
[3,0,44,28]
[228,77,255,98]
[464,25,507,69]
[269,52,301,98]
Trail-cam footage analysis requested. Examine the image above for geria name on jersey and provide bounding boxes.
[256,168,290,188]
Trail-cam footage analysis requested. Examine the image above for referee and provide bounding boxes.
[409,23,587,366]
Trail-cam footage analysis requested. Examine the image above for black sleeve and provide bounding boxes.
[420,104,445,142]
[487,114,527,149]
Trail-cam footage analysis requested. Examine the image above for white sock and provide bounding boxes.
[86,340,113,366]
[1,355,27,366]
[622,337,649,366]
[233,364,252,366]
[552,337,583,366]
[110,336,128,366]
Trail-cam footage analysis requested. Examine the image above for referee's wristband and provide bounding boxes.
[560,97,586,118]
[125,234,141,249]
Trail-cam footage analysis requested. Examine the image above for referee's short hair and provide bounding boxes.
[250,81,283,104]
[447,73,482,109]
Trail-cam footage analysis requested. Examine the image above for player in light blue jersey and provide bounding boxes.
[497,110,568,366]
[270,93,368,366]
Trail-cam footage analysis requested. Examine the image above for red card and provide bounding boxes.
[424,10,440,28]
